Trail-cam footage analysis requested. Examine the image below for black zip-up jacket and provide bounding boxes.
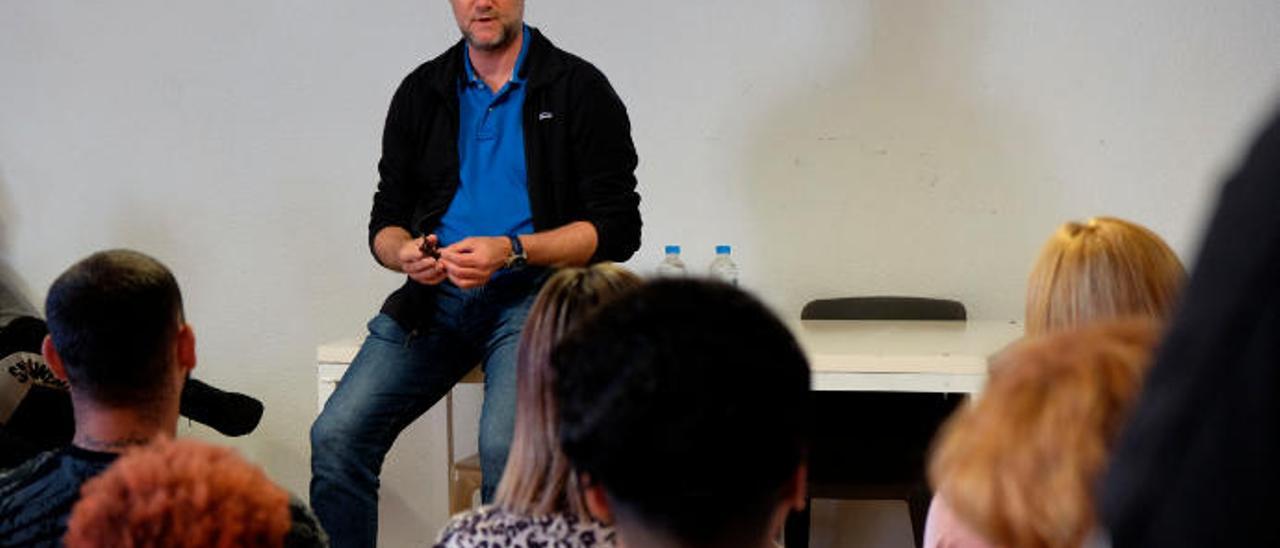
[368,27,641,328]
[1100,104,1280,547]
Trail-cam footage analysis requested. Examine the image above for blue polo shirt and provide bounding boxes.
[436,25,534,247]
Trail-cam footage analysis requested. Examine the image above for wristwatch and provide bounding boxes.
[504,235,528,270]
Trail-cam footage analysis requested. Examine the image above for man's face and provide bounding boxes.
[450,0,525,52]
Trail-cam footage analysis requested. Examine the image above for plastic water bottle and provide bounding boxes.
[708,245,739,286]
[656,245,687,277]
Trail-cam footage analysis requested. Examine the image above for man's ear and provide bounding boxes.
[41,335,69,382]
[789,463,808,511]
[581,475,614,525]
[175,323,196,375]
[767,463,810,544]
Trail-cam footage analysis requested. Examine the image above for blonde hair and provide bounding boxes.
[928,320,1159,548]
[64,438,292,548]
[1026,217,1184,336]
[494,263,642,517]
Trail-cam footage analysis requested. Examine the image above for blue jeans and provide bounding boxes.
[310,270,546,547]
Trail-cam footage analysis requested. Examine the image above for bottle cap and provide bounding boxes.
[715,245,731,254]
[665,245,681,254]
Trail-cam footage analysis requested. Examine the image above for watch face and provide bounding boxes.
[505,249,527,269]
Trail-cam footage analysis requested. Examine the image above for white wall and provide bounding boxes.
[2,1,1279,545]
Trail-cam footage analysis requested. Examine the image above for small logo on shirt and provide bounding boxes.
[538,112,554,121]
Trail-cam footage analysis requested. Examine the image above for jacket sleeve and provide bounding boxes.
[569,67,642,264]
[367,73,425,263]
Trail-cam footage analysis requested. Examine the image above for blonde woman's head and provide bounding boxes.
[1026,217,1184,336]
[494,263,642,517]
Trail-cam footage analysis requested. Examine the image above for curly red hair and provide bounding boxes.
[64,438,291,548]
[929,320,1159,548]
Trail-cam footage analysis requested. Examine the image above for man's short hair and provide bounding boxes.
[554,279,810,544]
[45,249,184,407]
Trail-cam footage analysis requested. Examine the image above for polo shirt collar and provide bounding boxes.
[463,24,531,88]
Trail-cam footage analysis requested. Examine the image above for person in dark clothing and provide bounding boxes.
[554,281,810,548]
[0,261,264,470]
[0,263,74,468]
[0,249,325,547]
[309,1,641,545]
[1100,104,1280,547]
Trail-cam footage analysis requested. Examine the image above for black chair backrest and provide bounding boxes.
[800,296,966,321]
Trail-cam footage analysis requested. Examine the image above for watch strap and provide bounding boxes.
[505,235,527,269]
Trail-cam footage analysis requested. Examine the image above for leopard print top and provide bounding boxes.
[433,505,616,548]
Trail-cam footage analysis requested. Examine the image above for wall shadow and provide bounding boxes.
[0,163,40,316]
[739,0,1054,320]
[0,164,13,258]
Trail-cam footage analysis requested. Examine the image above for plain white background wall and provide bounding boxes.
[3,1,1279,545]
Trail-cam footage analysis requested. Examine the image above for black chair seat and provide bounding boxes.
[801,296,966,321]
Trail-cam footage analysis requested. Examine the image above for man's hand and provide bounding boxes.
[439,236,512,289]
[398,234,447,285]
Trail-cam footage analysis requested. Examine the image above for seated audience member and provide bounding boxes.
[554,280,810,548]
[0,263,72,469]
[0,259,263,472]
[64,437,324,548]
[922,216,1184,547]
[925,321,1159,548]
[1101,106,1280,546]
[0,249,323,546]
[1024,216,1184,336]
[434,264,641,547]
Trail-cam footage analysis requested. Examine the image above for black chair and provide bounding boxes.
[800,296,966,321]
[787,296,966,548]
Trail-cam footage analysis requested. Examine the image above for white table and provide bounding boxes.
[318,319,1025,409]
[316,339,361,412]
[794,320,1024,394]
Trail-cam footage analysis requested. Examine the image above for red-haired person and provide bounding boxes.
[65,438,323,547]
[926,321,1158,548]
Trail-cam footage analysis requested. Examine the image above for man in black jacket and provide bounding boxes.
[309,1,641,545]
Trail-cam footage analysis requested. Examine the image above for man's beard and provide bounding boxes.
[464,20,518,52]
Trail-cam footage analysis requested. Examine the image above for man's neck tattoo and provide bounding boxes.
[75,433,153,452]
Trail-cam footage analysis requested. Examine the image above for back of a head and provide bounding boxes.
[928,320,1159,548]
[64,438,292,548]
[1026,217,1185,336]
[554,279,811,545]
[45,249,184,407]
[496,262,643,516]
